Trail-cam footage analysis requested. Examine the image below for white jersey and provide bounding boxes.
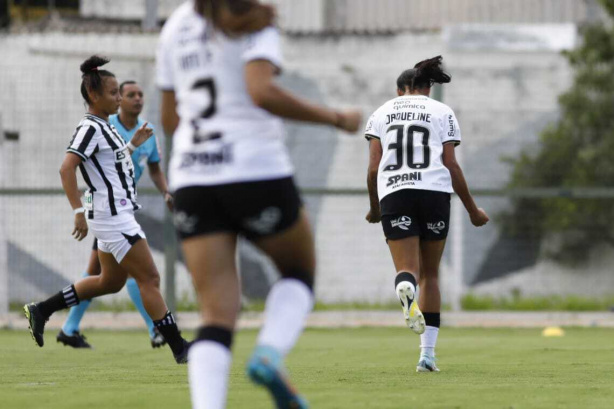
[156,2,293,190]
[365,95,461,200]
[67,114,141,219]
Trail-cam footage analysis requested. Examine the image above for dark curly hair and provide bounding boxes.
[80,55,115,105]
[397,56,451,92]
[194,0,256,30]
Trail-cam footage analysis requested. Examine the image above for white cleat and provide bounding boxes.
[416,355,440,372]
[395,281,425,334]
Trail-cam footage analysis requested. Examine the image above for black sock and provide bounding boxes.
[196,326,233,350]
[423,312,441,328]
[395,271,417,290]
[154,311,185,355]
[38,285,80,319]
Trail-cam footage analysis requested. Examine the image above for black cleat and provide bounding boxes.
[150,328,167,349]
[174,340,191,364]
[23,303,47,347]
[57,330,92,349]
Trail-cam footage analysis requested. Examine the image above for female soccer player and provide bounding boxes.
[157,1,360,407]
[365,56,489,372]
[57,80,172,349]
[24,56,189,364]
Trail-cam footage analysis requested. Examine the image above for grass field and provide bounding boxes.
[1,327,613,409]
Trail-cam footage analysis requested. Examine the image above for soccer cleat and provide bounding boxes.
[56,330,92,349]
[395,281,425,334]
[23,303,47,347]
[150,328,167,349]
[416,355,440,372]
[247,345,309,409]
[173,340,190,364]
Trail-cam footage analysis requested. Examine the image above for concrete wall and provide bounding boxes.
[3,26,607,307]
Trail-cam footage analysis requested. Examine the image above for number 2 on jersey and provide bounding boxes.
[384,124,430,171]
[191,78,220,143]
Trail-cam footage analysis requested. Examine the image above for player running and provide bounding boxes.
[157,1,360,407]
[24,56,189,364]
[56,80,172,349]
[365,56,489,372]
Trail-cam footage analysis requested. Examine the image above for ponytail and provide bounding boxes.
[397,55,451,92]
[80,55,115,105]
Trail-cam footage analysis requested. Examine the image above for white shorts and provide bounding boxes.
[87,211,146,263]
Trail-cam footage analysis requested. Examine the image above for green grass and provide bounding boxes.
[462,293,614,311]
[2,328,614,408]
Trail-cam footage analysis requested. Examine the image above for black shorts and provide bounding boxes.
[173,176,302,241]
[380,189,451,241]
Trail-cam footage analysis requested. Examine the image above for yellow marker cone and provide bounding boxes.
[542,326,565,337]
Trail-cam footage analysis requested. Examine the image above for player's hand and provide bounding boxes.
[470,208,489,227]
[130,122,154,148]
[164,192,174,212]
[219,3,276,35]
[72,213,88,241]
[335,110,362,133]
[365,208,381,224]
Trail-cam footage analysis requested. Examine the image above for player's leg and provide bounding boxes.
[58,239,101,348]
[415,191,450,372]
[416,239,445,372]
[118,238,188,363]
[247,209,315,409]
[23,244,127,348]
[387,236,425,334]
[380,190,425,334]
[125,277,165,347]
[183,233,239,409]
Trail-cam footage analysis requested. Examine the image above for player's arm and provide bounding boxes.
[59,153,88,241]
[366,138,383,223]
[148,162,173,211]
[245,60,360,132]
[161,90,179,137]
[442,143,489,227]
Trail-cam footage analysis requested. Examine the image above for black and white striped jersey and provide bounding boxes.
[67,114,142,219]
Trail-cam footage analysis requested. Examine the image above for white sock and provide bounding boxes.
[257,278,314,356]
[188,341,232,409]
[420,326,439,358]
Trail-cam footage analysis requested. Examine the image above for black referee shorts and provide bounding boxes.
[173,176,302,241]
[380,189,451,241]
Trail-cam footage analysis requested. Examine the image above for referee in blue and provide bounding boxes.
[57,80,173,349]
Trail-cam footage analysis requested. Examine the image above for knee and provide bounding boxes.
[104,279,125,294]
[135,271,160,289]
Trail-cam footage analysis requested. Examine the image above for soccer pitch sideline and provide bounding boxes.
[1,328,613,409]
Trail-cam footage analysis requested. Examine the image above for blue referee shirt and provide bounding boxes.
[109,114,161,183]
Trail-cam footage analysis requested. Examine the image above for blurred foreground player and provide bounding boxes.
[157,0,361,407]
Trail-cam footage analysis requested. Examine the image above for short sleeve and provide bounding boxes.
[442,108,461,146]
[156,33,174,91]
[67,125,99,160]
[242,27,283,72]
[364,110,383,141]
[148,132,162,164]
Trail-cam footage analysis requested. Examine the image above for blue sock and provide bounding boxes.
[126,278,155,338]
[62,272,92,335]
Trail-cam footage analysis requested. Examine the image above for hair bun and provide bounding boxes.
[80,55,110,75]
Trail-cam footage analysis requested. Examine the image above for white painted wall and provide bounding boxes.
[2,28,599,307]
